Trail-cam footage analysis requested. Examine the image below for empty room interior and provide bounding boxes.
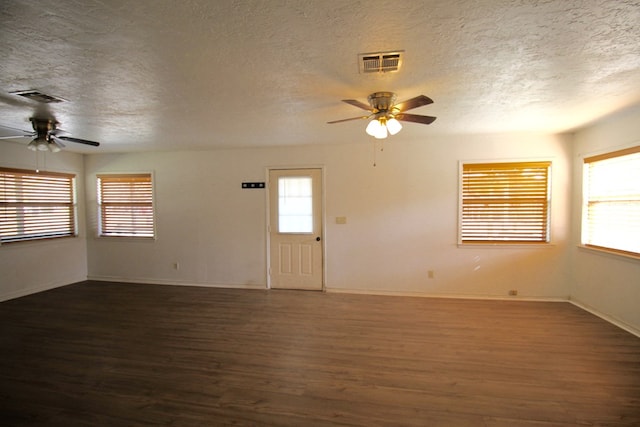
[0,1,639,425]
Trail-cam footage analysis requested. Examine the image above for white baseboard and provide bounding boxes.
[329,288,640,338]
[87,275,267,290]
[0,276,85,302]
[325,287,567,303]
[569,298,640,338]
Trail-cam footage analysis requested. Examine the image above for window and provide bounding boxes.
[460,161,551,244]
[278,176,313,233]
[97,173,155,238]
[582,146,640,257]
[0,168,76,243]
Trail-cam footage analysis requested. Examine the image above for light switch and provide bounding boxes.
[336,216,347,224]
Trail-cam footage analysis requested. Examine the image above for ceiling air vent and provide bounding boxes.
[10,89,66,103]
[358,51,404,74]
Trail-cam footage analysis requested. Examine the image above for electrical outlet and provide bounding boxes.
[508,289,518,296]
[173,262,180,270]
[428,270,435,279]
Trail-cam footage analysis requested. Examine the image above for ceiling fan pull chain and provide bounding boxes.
[373,140,377,167]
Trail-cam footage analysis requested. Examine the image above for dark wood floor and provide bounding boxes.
[0,281,639,426]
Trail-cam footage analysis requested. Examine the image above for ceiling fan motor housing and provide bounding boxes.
[30,118,58,137]
[368,92,397,114]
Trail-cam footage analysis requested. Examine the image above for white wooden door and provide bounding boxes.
[269,168,323,290]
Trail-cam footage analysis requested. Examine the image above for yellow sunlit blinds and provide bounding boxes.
[583,146,640,256]
[97,174,154,238]
[461,162,551,243]
[0,168,76,243]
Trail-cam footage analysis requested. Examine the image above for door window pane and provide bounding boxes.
[279,176,313,233]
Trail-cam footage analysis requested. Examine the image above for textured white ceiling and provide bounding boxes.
[1,0,639,153]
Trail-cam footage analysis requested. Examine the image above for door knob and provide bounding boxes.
[316,236,321,241]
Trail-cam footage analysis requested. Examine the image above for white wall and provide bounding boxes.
[0,141,87,301]
[3,121,637,334]
[84,132,572,299]
[570,105,640,334]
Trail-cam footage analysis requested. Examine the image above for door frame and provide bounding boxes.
[265,165,326,290]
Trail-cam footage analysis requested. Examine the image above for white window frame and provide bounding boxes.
[97,172,156,239]
[0,167,77,244]
[458,160,552,245]
[581,145,640,259]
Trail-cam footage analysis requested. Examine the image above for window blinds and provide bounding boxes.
[0,168,76,243]
[460,162,551,243]
[583,146,640,256]
[97,174,154,238]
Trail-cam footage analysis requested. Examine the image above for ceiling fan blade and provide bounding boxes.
[50,135,66,148]
[342,99,372,111]
[0,135,33,140]
[395,113,437,125]
[56,136,100,147]
[327,115,371,124]
[394,95,434,112]
[0,124,35,139]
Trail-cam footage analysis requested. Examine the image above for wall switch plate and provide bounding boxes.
[335,216,347,224]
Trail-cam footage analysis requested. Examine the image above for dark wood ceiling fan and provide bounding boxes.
[0,117,100,152]
[328,92,436,138]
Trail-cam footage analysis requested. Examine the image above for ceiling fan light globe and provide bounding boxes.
[27,140,38,151]
[386,118,402,135]
[365,119,380,137]
[374,123,388,139]
[49,142,62,153]
[37,141,49,151]
[366,119,388,139]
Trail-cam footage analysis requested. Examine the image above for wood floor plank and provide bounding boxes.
[0,281,639,426]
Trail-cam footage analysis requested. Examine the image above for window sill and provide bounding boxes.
[458,242,554,249]
[578,245,640,262]
[94,236,156,243]
[0,235,78,247]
